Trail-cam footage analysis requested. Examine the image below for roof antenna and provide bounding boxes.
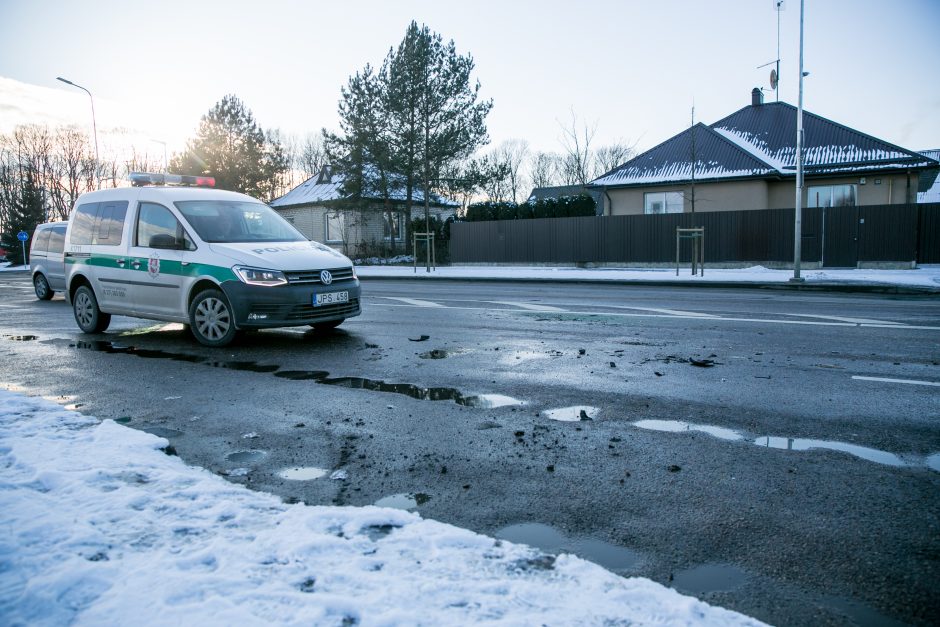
[758,0,785,101]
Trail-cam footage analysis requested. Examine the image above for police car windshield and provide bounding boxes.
[175,201,306,244]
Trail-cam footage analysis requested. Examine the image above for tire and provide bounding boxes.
[34,273,53,300]
[189,289,237,347]
[73,285,111,333]
[309,319,344,332]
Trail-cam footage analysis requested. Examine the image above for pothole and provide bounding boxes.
[373,493,431,511]
[226,450,267,464]
[672,563,748,595]
[495,522,640,573]
[541,406,599,422]
[278,467,328,480]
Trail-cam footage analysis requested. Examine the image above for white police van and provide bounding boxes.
[64,173,360,347]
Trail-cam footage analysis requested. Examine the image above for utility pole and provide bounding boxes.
[791,0,806,282]
[56,77,99,190]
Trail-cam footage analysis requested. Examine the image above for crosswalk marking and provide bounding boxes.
[381,297,446,308]
[484,301,566,312]
[607,305,717,318]
[852,376,940,387]
[785,313,905,326]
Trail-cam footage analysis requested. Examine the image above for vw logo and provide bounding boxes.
[320,270,333,285]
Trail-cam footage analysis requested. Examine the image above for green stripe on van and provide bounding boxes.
[67,253,237,282]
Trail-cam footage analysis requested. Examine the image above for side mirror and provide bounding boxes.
[149,233,181,249]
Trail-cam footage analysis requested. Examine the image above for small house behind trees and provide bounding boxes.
[270,166,458,258]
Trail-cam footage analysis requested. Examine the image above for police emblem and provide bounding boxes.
[148,254,161,278]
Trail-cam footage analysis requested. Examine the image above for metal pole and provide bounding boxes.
[791,0,805,282]
[57,77,99,190]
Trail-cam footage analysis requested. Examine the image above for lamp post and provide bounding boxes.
[790,0,806,282]
[151,139,168,173]
[56,76,100,190]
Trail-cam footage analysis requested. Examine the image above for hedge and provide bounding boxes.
[465,195,596,222]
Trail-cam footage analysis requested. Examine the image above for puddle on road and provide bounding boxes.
[418,348,467,359]
[754,436,906,467]
[495,523,640,573]
[226,450,267,464]
[542,406,599,422]
[633,419,917,468]
[374,493,432,511]
[672,563,748,595]
[634,419,744,441]
[278,467,328,481]
[927,453,940,473]
[4,335,38,341]
[63,339,523,409]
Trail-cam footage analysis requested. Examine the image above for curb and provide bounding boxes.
[357,273,940,296]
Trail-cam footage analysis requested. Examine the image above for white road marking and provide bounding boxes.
[368,302,940,331]
[785,313,906,326]
[380,297,446,308]
[607,305,717,318]
[484,301,566,312]
[851,376,940,387]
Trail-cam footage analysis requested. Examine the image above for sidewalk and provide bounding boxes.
[355,264,940,294]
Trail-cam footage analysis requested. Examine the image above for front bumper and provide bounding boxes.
[220,279,361,329]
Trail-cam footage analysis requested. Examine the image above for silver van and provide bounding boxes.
[30,221,68,300]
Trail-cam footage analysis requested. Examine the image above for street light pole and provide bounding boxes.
[151,139,168,173]
[791,0,806,282]
[56,76,100,190]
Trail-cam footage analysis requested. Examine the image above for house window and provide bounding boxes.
[325,212,345,243]
[807,184,857,208]
[384,211,404,241]
[644,191,684,214]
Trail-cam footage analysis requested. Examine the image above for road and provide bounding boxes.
[1,272,938,626]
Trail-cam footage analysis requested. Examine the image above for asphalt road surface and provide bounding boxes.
[2,272,938,626]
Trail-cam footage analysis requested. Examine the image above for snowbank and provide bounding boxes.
[0,390,765,626]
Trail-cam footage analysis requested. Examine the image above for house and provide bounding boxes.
[918,150,940,203]
[270,166,458,258]
[527,184,604,216]
[590,89,940,215]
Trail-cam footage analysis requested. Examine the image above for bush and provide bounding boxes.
[466,195,595,222]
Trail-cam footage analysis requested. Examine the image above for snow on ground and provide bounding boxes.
[0,390,766,626]
[356,264,940,289]
[4,259,940,289]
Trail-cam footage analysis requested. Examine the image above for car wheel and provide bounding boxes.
[73,285,111,333]
[34,273,53,300]
[189,289,237,347]
[309,319,344,332]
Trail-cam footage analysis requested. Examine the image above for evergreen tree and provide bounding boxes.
[386,22,492,248]
[170,95,288,200]
[1,168,45,265]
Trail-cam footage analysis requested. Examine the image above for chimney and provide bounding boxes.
[751,88,764,106]
[317,164,332,184]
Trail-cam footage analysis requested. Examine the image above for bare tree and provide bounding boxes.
[593,140,637,177]
[558,109,597,186]
[489,139,529,203]
[528,151,561,190]
[299,133,327,180]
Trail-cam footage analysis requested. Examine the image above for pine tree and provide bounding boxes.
[170,95,288,200]
[2,168,45,265]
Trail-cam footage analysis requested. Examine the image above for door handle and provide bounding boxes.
[132,260,141,270]
[116,258,125,267]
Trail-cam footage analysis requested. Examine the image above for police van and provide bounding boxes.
[64,173,360,347]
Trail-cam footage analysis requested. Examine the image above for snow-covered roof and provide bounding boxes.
[591,102,939,189]
[271,167,458,209]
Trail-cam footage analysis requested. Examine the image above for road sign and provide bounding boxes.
[17,231,28,242]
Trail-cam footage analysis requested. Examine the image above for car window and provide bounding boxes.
[70,203,98,245]
[175,200,306,243]
[93,201,128,246]
[32,229,51,254]
[48,227,66,254]
[136,202,195,250]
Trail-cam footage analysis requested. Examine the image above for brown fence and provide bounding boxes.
[451,203,940,267]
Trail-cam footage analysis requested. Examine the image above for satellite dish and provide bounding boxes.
[770,68,778,90]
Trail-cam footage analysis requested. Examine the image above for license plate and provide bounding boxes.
[313,291,349,307]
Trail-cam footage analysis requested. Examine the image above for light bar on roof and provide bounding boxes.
[129,172,216,188]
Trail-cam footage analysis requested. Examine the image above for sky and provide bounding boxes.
[1,0,939,164]
[0,387,768,625]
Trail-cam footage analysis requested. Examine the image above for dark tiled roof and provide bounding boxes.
[592,123,775,186]
[591,102,938,188]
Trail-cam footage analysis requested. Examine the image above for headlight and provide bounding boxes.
[233,266,288,286]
